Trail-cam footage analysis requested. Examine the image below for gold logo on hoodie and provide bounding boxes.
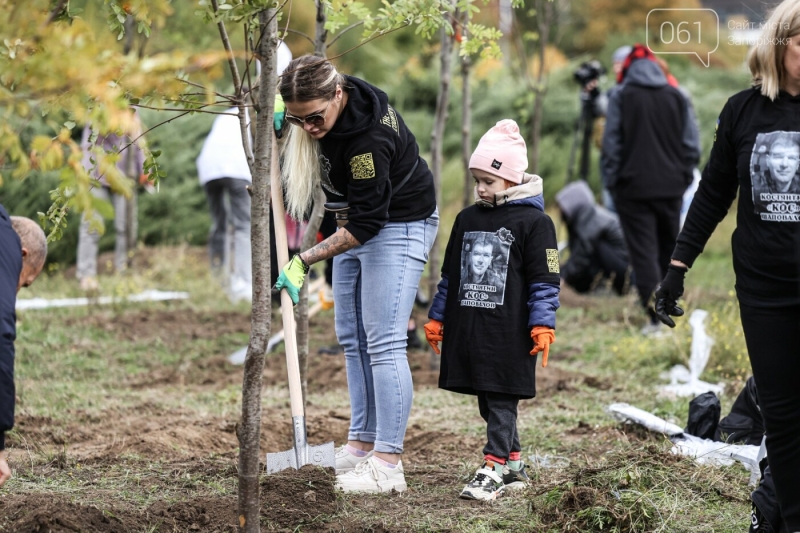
[350,153,376,180]
[546,249,560,273]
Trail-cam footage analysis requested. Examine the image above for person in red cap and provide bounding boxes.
[601,43,700,334]
[423,119,560,501]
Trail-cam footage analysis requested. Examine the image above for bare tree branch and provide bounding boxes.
[327,21,364,47]
[283,28,315,46]
[178,78,228,98]
[131,104,247,115]
[117,110,194,154]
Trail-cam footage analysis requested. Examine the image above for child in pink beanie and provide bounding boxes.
[423,119,560,500]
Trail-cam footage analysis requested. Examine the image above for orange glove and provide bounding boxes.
[319,286,334,311]
[530,326,555,367]
[423,319,443,354]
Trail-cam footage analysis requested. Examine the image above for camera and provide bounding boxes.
[573,60,606,87]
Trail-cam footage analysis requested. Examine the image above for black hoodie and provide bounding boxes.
[601,59,700,199]
[318,76,436,244]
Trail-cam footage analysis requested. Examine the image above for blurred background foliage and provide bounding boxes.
[0,0,753,266]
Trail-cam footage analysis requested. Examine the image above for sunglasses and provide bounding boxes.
[285,98,333,128]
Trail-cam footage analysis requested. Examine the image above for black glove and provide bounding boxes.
[654,264,688,328]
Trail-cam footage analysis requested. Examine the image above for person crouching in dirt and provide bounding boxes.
[273,55,438,493]
[423,120,560,500]
[0,206,47,488]
[555,180,630,295]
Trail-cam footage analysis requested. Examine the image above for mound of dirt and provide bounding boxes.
[144,497,238,532]
[2,467,336,533]
[261,466,338,531]
[0,494,132,533]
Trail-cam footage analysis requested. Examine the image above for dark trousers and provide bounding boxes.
[204,178,251,278]
[564,241,630,295]
[477,391,520,461]
[0,339,14,450]
[740,303,800,529]
[614,197,681,308]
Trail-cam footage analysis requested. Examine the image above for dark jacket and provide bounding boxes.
[429,176,560,398]
[673,88,800,307]
[555,180,628,284]
[601,59,700,199]
[319,76,436,244]
[0,204,21,451]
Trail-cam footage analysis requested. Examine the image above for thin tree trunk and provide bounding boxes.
[427,19,454,370]
[529,0,551,174]
[297,188,326,401]
[427,21,453,311]
[293,0,329,404]
[460,15,472,209]
[237,10,277,533]
[314,0,328,57]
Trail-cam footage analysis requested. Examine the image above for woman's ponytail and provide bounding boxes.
[280,124,320,220]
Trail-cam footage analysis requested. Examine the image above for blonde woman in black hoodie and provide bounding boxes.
[655,1,800,529]
[274,56,438,493]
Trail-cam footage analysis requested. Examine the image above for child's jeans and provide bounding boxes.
[334,210,439,454]
[478,391,521,461]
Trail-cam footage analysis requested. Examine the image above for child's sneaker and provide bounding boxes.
[336,457,407,493]
[459,464,505,501]
[335,445,373,475]
[502,462,530,490]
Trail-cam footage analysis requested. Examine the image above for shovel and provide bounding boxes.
[266,137,335,474]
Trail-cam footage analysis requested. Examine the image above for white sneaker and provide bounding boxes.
[335,445,374,475]
[228,277,252,303]
[336,456,407,493]
[460,464,505,501]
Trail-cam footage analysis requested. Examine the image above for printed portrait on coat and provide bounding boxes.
[458,228,514,308]
[750,131,800,221]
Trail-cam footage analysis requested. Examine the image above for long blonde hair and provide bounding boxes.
[748,0,800,100]
[279,55,344,220]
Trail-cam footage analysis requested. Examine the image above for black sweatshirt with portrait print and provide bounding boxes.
[673,87,800,307]
[318,75,436,244]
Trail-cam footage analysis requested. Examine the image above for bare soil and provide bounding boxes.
[0,466,337,532]
[6,261,605,532]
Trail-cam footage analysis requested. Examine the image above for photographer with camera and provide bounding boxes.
[567,60,607,186]
[601,44,700,334]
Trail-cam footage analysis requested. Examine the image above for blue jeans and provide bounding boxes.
[334,209,439,454]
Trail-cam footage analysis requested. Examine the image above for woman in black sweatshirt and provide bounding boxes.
[274,55,438,494]
[654,2,800,528]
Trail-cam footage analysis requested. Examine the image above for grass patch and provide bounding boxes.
[4,244,755,532]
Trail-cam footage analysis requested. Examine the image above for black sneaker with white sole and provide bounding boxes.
[459,464,505,501]
[502,462,530,490]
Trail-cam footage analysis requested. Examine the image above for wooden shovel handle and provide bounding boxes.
[270,136,305,418]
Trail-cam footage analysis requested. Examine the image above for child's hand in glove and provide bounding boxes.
[530,326,555,367]
[273,254,309,305]
[654,263,688,328]
[423,319,443,354]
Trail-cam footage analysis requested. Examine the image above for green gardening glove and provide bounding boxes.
[274,94,286,138]
[273,254,309,305]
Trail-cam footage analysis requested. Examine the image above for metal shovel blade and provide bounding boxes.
[266,416,335,474]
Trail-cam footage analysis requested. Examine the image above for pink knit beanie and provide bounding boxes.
[469,119,528,184]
